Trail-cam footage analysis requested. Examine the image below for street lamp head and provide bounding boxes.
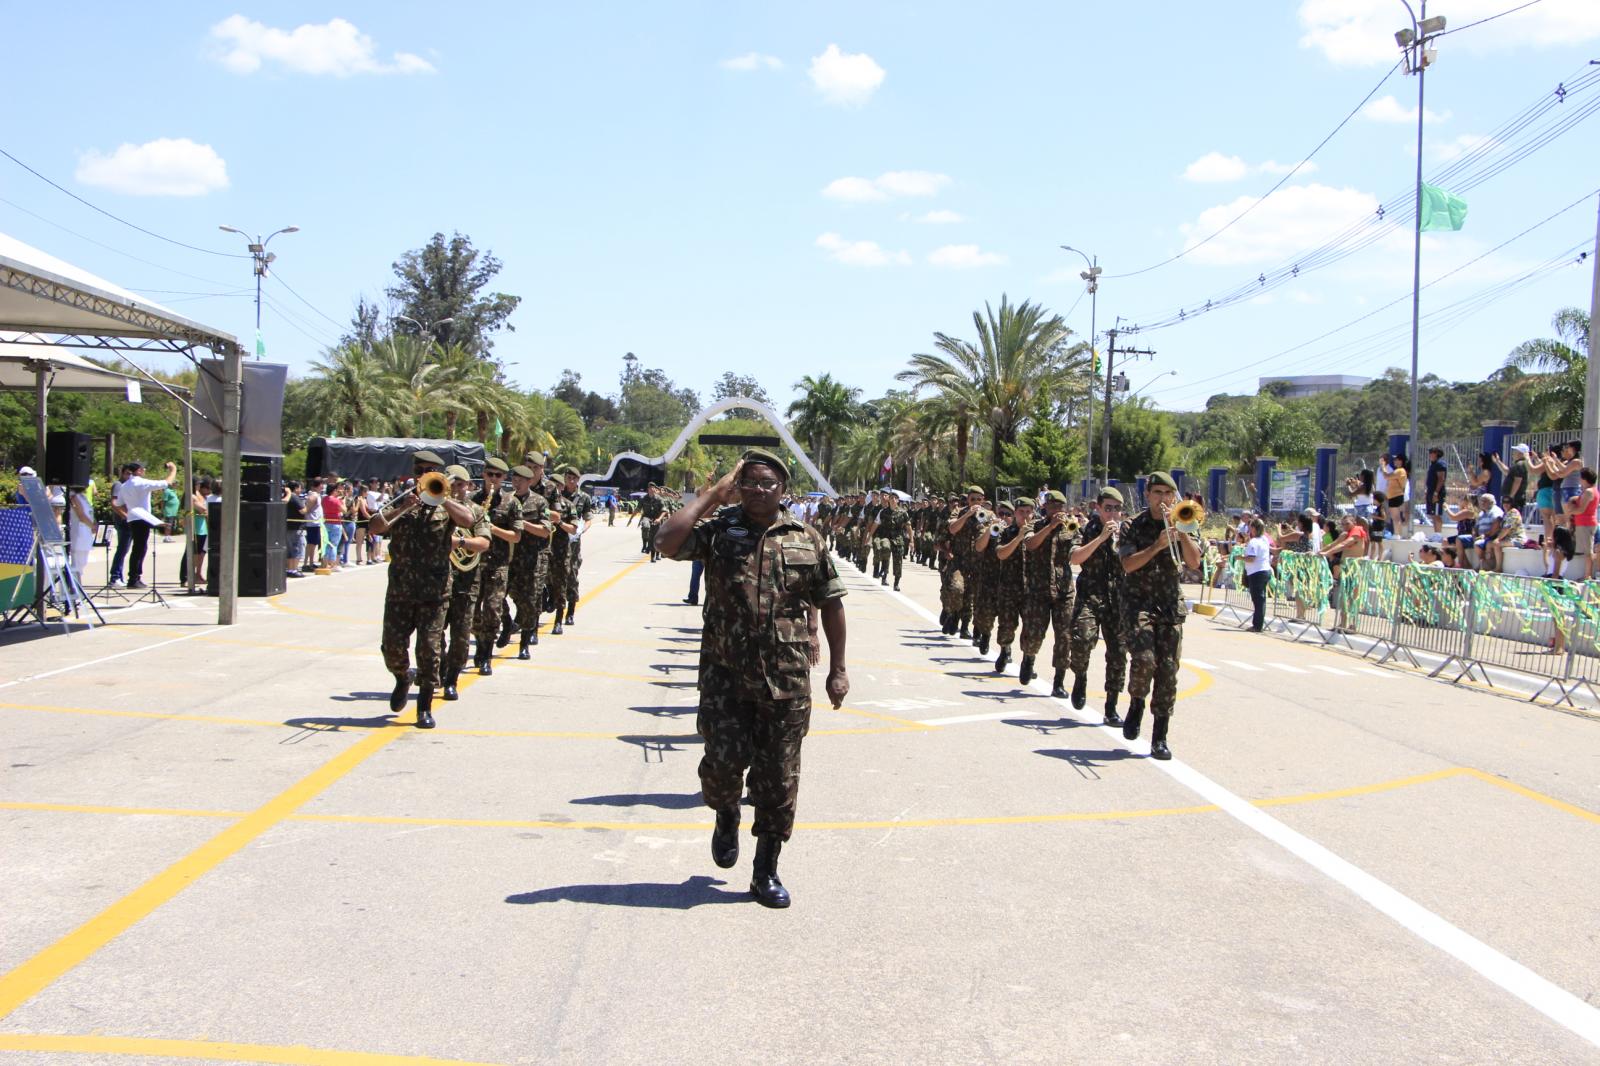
[1395,27,1415,47]
[218,224,245,236]
[1418,15,1446,36]
[280,226,300,234]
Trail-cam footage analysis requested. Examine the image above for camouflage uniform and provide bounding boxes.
[560,484,594,607]
[1118,509,1187,713]
[443,501,493,678]
[945,504,984,627]
[545,496,575,624]
[508,488,551,640]
[639,493,666,557]
[1020,514,1081,667]
[380,501,457,687]
[1070,515,1129,696]
[970,519,1006,645]
[993,522,1027,652]
[937,503,963,617]
[670,506,847,841]
[472,486,524,653]
[875,506,911,584]
[814,499,836,549]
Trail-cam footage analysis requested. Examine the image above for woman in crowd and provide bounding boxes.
[1381,454,1410,535]
[320,481,344,571]
[1346,469,1377,519]
[1444,492,1479,569]
[1563,466,1597,580]
[1242,518,1274,633]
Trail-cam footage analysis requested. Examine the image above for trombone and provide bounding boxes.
[376,470,451,523]
[1165,499,1205,563]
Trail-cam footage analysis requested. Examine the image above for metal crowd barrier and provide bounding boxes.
[1203,551,1600,706]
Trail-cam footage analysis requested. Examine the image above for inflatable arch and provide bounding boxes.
[579,396,836,496]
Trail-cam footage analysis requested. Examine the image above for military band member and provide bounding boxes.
[1118,472,1200,760]
[969,499,1012,656]
[544,494,579,635]
[1068,487,1129,726]
[1018,490,1080,690]
[943,486,987,638]
[369,449,482,729]
[505,463,552,660]
[557,465,593,624]
[472,458,523,675]
[656,448,849,909]
[990,498,1033,674]
[639,484,666,560]
[440,466,492,700]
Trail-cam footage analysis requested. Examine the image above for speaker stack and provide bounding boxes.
[207,456,287,597]
[44,431,92,487]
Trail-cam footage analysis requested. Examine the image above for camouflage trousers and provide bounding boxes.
[994,577,1024,649]
[1126,613,1183,715]
[641,519,655,555]
[444,581,478,677]
[567,538,582,605]
[546,550,571,620]
[1020,589,1074,667]
[1070,593,1127,695]
[696,666,812,841]
[873,537,905,581]
[472,563,511,647]
[939,559,966,618]
[971,568,1001,640]
[381,596,448,688]
[508,551,548,637]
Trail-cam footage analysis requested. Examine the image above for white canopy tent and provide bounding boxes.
[0,231,246,624]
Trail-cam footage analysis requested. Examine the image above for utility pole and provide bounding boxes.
[219,225,299,358]
[1060,246,1101,482]
[1100,327,1156,479]
[1583,193,1600,463]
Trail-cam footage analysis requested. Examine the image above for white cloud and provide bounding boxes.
[1430,133,1496,162]
[928,244,1006,269]
[75,138,229,197]
[210,15,434,76]
[1179,183,1380,266]
[822,170,950,202]
[1183,152,1317,182]
[720,52,783,71]
[912,209,963,224]
[1299,0,1600,65]
[808,44,885,106]
[815,232,910,267]
[1361,94,1449,124]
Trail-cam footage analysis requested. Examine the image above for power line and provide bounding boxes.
[261,292,341,350]
[1439,0,1545,38]
[1105,60,1402,280]
[0,145,249,259]
[0,194,238,288]
[270,271,347,331]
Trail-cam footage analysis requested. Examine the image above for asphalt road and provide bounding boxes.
[2,520,1598,1065]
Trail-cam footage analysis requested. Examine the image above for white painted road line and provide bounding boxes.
[1181,658,1217,670]
[1313,665,1354,676]
[1219,659,1264,672]
[920,710,1044,727]
[0,629,213,692]
[861,560,1600,1051]
[1267,663,1309,674]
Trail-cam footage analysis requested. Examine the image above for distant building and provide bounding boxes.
[1258,374,1371,399]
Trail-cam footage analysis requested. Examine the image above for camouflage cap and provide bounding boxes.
[1097,486,1125,505]
[739,448,790,482]
[509,464,536,479]
[1146,471,1178,491]
[484,457,510,473]
[412,449,445,466]
[444,464,471,482]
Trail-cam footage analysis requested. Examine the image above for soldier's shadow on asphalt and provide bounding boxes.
[283,713,399,731]
[617,733,702,762]
[630,704,695,719]
[505,875,746,909]
[329,691,393,703]
[570,792,704,809]
[649,662,697,673]
[1035,747,1140,779]
[959,687,1030,703]
[1004,717,1090,736]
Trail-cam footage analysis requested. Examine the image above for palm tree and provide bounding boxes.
[372,334,465,437]
[901,295,1084,495]
[786,373,860,481]
[303,343,404,437]
[1503,307,1591,430]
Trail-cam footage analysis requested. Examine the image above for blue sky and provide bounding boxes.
[4,1,1599,415]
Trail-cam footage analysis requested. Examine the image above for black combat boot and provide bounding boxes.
[1150,715,1172,760]
[442,669,460,701]
[1050,667,1068,699]
[711,808,740,869]
[893,578,900,591]
[750,835,791,909]
[389,672,410,712]
[497,615,514,648]
[1102,692,1123,727]
[517,633,532,660]
[958,617,970,640]
[1070,672,1087,710]
[478,649,493,676]
[551,616,564,635]
[1123,697,1146,741]
[415,687,436,729]
[975,632,989,657]
[937,609,949,631]
[566,604,575,625]
[1018,655,1035,686]
[880,575,888,586]
[994,646,1011,674]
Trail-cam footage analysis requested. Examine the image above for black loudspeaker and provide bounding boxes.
[207,501,288,596]
[241,454,283,503]
[45,431,92,487]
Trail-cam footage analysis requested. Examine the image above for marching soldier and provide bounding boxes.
[557,465,593,625]
[369,449,482,729]
[969,499,1012,656]
[1118,472,1200,760]
[1017,490,1080,691]
[866,491,911,590]
[504,463,552,660]
[544,493,579,635]
[639,483,666,560]
[943,486,987,638]
[440,466,492,701]
[472,458,522,675]
[1068,487,1130,726]
[814,494,836,549]
[990,498,1033,674]
[655,448,849,909]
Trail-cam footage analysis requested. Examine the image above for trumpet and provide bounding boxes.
[417,470,449,506]
[1061,515,1082,537]
[1166,499,1205,563]
[988,521,1006,537]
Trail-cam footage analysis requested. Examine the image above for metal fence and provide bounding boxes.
[1206,551,1600,705]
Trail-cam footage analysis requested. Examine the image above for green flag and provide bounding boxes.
[493,417,504,441]
[254,329,266,358]
[1419,182,1467,232]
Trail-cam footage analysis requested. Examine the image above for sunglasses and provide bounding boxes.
[737,478,782,492]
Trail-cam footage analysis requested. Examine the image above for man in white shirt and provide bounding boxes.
[1242,517,1275,633]
[119,460,177,589]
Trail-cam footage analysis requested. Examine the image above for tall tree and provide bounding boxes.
[786,373,860,481]
[303,343,403,437]
[710,371,774,419]
[386,232,521,353]
[1503,307,1591,431]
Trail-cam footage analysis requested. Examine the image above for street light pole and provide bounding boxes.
[1129,369,1178,401]
[219,225,299,359]
[1060,246,1101,483]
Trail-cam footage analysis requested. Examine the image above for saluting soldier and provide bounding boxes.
[969,499,1012,656]
[1117,472,1200,760]
[638,483,666,559]
[1069,487,1130,726]
[1017,490,1081,691]
[990,497,1033,674]
[866,491,912,590]
[440,466,492,700]
[369,449,481,729]
[504,463,553,660]
[557,465,593,625]
[656,449,849,909]
[471,457,523,675]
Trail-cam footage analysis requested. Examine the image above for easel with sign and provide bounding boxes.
[1,475,100,631]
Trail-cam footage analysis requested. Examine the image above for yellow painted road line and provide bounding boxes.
[0,801,244,819]
[1252,767,1470,807]
[0,1033,504,1065]
[0,558,646,1023]
[1459,766,1600,824]
[830,704,935,729]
